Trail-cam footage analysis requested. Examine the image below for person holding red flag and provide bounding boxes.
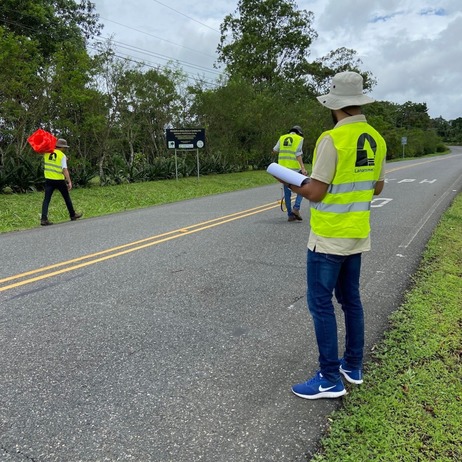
[40,139,82,226]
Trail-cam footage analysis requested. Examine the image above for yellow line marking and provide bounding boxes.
[386,156,451,173]
[1,202,278,292]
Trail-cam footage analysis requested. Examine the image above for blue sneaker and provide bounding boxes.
[339,358,363,384]
[292,372,346,399]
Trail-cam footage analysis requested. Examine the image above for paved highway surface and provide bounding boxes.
[1,148,462,461]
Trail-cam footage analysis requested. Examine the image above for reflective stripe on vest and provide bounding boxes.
[310,122,386,239]
[44,150,65,180]
[278,133,303,170]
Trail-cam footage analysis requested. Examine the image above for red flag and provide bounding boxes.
[27,129,57,154]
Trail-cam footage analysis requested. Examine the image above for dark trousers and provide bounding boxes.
[41,179,75,220]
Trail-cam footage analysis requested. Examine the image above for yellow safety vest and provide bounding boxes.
[44,150,65,180]
[278,133,303,170]
[310,122,386,238]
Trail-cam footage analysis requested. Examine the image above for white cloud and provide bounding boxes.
[93,0,462,120]
[305,0,462,118]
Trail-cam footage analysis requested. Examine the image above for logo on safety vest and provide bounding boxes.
[283,136,294,147]
[356,133,377,167]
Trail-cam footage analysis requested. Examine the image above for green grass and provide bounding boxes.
[1,165,462,461]
[311,194,462,462]
[0,171,276,233]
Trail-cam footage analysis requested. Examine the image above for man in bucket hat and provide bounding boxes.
[40,138,82,226]
[282,71,387,399]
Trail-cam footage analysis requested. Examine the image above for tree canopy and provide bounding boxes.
[0,0,101,57]
[217,0,317,89]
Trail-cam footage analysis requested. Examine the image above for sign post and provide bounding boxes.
[401,136,407,158]
[166,128,205,181]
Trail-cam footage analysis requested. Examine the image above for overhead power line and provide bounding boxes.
[94,35,222,76]
[100,16,217,60]
[149,0,221,33]
[87,42,221,88]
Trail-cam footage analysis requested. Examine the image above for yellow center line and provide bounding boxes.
[385,156,450,173]
[0,202,278,292]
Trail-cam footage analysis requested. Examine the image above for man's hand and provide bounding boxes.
[291,177,329,202]
[63,168,72,190]
[272,175,290,187]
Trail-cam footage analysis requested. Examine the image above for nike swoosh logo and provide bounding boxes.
[319,385,336,392]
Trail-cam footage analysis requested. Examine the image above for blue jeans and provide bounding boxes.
[283,184,302,216]
[306,249,364,383]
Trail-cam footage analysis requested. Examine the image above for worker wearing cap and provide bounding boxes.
[40,138,82,226]
[273,125,307,221]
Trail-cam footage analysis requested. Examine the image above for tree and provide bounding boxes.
[0,27,45,164]
[116,66,184,171]
[396,102,431,130]
[363,101,401,132]
[448,117,462,142]
[306,47,376,94]
[431,116,452,141]
[0,0,101,58]
[217,0,317,89]
[0,0,104,189]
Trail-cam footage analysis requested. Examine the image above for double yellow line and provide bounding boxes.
[1,201,279,293]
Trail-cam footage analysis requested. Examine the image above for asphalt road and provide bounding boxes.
[1,147,462,462]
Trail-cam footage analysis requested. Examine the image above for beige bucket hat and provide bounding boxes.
[317,71,375,110]
[56,138,69,148]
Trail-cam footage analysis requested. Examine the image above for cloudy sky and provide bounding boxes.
[92,0,462,120]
